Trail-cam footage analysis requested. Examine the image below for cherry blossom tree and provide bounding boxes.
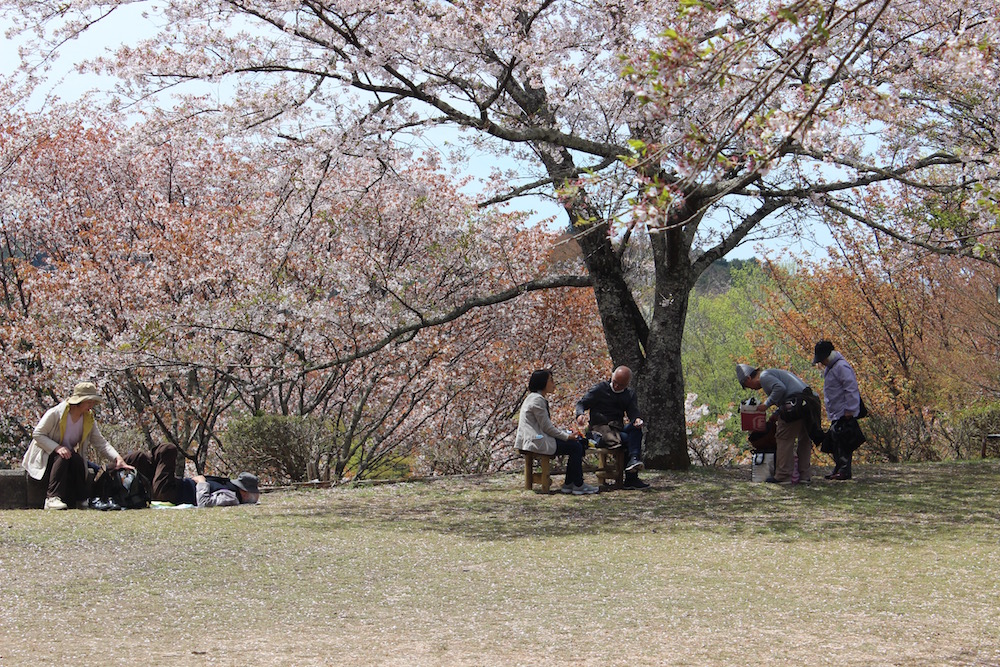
[0,108,604,477]
[5,0,999,468]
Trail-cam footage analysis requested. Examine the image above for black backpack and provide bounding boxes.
[99,468,152,509]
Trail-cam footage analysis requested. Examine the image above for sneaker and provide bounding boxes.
[571,483,600,495]
[44,496,68,510]
[623,478,651,490]
[560,484,575,494]
[625,457,645,473]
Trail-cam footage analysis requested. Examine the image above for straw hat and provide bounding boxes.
[66,382,105,405]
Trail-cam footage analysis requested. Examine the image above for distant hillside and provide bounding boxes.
[693,258,761,295]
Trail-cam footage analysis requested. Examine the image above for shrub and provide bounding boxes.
[223,414,332,484]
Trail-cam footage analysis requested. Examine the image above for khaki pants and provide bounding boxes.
[774,417,812,482]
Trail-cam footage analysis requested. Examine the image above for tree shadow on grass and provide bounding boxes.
[267,460,1000,545]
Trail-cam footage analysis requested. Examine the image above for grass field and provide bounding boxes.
[2,460,999,666]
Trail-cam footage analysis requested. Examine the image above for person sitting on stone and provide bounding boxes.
[22,382,132,510]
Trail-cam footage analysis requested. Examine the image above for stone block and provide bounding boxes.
[0,468,28,509]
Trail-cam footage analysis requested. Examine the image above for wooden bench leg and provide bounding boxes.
[521,450,553,492]
[539,455,551,493]
[613,448,625,488]
[523,451,535,490]
[596,448,626,490]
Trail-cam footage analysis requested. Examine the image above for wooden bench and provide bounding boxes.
[520,450,554,493]
[594,446,626,491]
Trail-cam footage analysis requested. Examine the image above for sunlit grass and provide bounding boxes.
[2,460,999,666]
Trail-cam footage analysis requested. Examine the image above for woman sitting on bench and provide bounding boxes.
[515,369,598,495]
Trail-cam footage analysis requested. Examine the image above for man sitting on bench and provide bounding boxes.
[575,366,649,490]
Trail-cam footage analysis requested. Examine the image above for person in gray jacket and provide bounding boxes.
[515,369,598,495]
[737,364,820,485]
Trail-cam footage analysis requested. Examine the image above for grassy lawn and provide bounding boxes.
[2,460,1000,666]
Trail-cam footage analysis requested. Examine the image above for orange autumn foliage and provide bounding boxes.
[756,227,1000,462]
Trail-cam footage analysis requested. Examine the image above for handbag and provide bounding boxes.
[778,395,807,422]
[831,416,867,452]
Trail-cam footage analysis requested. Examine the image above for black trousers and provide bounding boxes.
[45,449,87,504]
[554,437,584,487]
[832,442,853,477]
[830,417,866,478]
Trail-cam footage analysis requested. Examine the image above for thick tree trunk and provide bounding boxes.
[569,215,694,470]
[637,288,692,470]
[636,214,699,470]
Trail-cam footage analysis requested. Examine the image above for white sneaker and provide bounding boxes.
[44,496,69,510]
[572,483,600,495]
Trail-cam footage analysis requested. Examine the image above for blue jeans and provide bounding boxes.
[620,424,643,463]
[554,437,584,487]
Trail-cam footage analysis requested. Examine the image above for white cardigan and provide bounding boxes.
[514,392,575,455]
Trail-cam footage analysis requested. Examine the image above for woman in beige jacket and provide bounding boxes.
[514,369,598,495]
[22,382,130,510]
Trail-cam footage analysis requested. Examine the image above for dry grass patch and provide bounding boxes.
[2,461,1000,666]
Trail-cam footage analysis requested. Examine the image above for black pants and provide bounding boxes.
[830,417,865,478]
[554,437,585,487]
[45,449,87,504]
[832,443,853,478]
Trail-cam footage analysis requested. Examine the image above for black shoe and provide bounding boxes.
[765,477,793,485]
[625,457,644,473]
[104,498,123,511]
[623,478,650,490]
[88,498,109,511]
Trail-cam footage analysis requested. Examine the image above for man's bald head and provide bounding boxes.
[610,366,632,392]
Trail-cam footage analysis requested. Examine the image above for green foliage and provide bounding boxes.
[223,413,333,484]
[222,413,414,484]
[683,260,769,414]
[937,401,1000,460]
[682,261,774,463]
